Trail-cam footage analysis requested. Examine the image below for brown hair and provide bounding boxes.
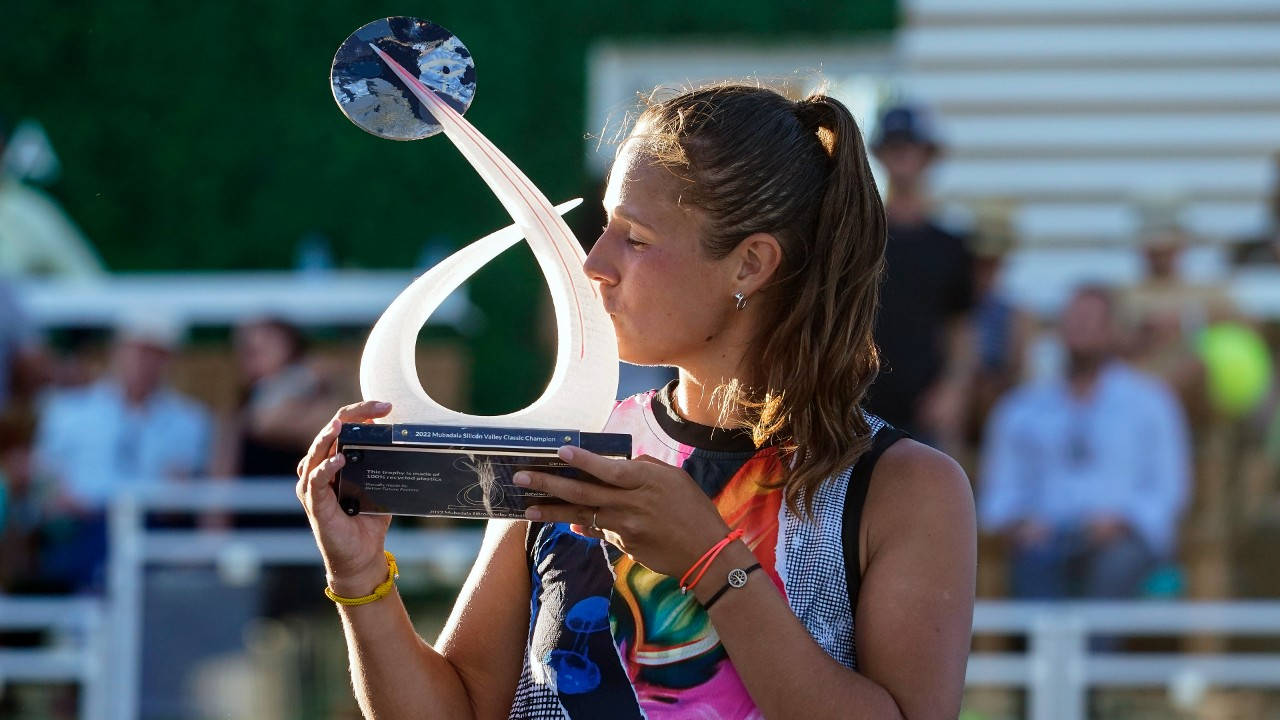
[627,83,887,516]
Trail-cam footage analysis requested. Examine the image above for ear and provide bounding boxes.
[731,232,783,296]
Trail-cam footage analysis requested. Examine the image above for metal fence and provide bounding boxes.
[4,482,1280,719]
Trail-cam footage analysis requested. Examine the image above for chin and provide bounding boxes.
[616,337,672,368]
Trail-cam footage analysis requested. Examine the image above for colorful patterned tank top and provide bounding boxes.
[510,382,892,719]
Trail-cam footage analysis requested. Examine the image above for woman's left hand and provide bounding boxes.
[515,446,730,578]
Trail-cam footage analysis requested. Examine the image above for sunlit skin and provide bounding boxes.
[295,134,976,720]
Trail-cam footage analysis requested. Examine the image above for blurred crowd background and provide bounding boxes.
[5,1,1280,718]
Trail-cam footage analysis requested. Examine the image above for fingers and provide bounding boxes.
[557,446,641,489]
[526,502,597,528]
[299,452,346,513]
[336,400,392,424]
[299,418,342,480]
[514,470,616,508]
[297,401,393,481]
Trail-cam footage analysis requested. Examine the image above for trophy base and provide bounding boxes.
[335,423,631,519]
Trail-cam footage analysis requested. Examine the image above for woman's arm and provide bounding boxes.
[848,441,976,715]
[435,519,533,719]
[298,402,530,720]
[518,441,975,720]
[686,441,974,719]
[331,519,531,720]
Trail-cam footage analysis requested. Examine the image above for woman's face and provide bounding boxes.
[584,141,741,368]
[235,323,293,382]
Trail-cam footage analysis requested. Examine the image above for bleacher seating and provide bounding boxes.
[895,0,1280,313]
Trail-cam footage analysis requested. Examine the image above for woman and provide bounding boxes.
[216,317,342,479]
[297,84,975,719]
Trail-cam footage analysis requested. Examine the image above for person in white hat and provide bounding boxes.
[30,313,211,593]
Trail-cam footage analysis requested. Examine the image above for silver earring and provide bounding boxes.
[734,291,748,311]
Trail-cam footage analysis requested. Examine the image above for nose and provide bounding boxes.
[583,229,619,287]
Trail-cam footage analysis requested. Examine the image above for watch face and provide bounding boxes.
[331,16,476,140]
[728,567,749,588]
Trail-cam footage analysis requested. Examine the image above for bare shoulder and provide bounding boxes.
[862,439,976,565]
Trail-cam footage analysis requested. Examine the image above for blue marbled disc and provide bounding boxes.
[330,17,476,141]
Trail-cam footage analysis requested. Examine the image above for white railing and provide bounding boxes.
[15,270,479,330]
[8,481,1280,719]
[0,596,107,720]
[104,482,485,720]
[969,602,1280,720]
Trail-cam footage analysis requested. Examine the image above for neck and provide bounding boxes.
[115,377,156,408]
[886,187,930,226]
[673,371,724,427]
[1066,354,1107,397]
[672,351,758,429]
[125,388,153,407]
[668,293,766,427]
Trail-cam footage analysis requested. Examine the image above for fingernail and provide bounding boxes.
[374,401,391,411]
[512,472,530,486]
[558,446,575,461]
[525,507,542,520]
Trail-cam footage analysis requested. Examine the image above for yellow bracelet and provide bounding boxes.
[324,551,399,606]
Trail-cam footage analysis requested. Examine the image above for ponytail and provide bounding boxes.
[761,94,886,515]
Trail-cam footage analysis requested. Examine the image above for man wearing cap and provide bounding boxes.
[31,317,211,593]
[864,102,976,450]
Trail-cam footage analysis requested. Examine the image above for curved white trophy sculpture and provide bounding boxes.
[354,41,618,431]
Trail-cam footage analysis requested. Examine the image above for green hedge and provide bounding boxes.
[2,0,895,412]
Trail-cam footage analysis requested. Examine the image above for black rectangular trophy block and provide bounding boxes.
[335,423,632,519]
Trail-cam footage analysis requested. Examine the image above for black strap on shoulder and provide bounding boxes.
[525,520,542,577]
[842,426,908,619]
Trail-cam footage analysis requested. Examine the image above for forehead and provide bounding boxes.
[1067,293,1111,318]
[603,139,686,212]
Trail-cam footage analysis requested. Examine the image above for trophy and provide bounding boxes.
[328,17,628,519]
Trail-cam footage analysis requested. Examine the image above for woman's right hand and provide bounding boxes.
[296,401,395,597]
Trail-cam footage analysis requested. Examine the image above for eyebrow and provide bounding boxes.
[605,204,656,232]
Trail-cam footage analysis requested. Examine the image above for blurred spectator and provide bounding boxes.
[0,279,38,412]
[0,413,40,592]
[212,317,341,478]
[208,318,347,624]
[1232,151,1280,267]
[980,286,1191,599]
[31,316,211,593]
[863,102,976,450]
[0,114,106,279]
[966,199,1032,447]
[0,277,96,409]
[1121,194,1234,422]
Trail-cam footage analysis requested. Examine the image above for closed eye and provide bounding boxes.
[604,224,648,249]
